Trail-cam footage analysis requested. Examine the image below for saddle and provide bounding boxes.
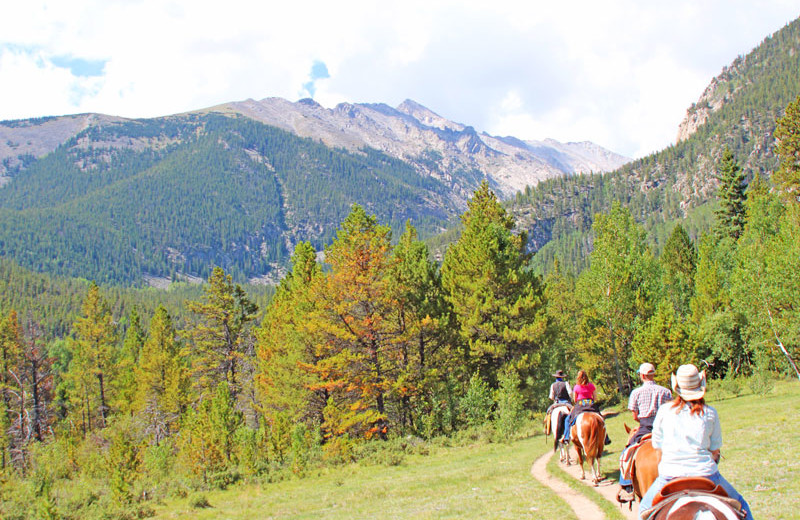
[544,404,571,436]
[619,433,652,480]
[641,477,746,520]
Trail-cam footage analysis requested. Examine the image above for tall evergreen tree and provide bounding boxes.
[307,205,402,439]
[714,147,747,240]
[135,305,187,442]
[0,310,23,468]
[387,222,453,429]
[183,267,258,402]
[660,224,697,317]
[71,282,117,428]
[774,94,800,203]
[256,242,323,426]
[115,308,145,415]
[441,181,548,384]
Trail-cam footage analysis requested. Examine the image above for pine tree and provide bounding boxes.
[183,267,258,402]
[660,224,697,317]
[307,205,402,439]
[71,282,117,428]
[774,94,800,203]
[714,147,747,240]
[441,181,548,384]
[0,310,23,469]
[115,308,145,416]
[632,300,694,384]
[135,305,187,443]
[387,222,452,429]
[256,242,323,426]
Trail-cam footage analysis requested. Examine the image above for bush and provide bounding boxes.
[747,369,775,395]
[189,494,212,508]
[715,373,743,398]
[460,372,493,429]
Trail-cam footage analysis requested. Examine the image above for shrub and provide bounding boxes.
[715,373,742,398]
[189,494,212,508]
[493,368,525,442]
[748,368,775,395]
[460,372,493,429]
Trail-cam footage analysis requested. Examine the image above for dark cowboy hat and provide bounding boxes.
[552,370,567,378]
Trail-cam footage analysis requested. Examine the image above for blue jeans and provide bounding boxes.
[639,472,753,520]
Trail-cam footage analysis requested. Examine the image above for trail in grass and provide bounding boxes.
[556,446,638,520]
[530,449,605,519]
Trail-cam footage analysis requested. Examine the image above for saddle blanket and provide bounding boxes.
[620,433,652,480]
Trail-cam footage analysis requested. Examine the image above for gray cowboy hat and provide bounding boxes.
[552,370,567,378]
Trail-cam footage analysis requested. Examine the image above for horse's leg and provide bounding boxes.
[574,442,585,479]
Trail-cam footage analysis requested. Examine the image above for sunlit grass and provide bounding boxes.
[152,434,576,519]
[151,380,798,519]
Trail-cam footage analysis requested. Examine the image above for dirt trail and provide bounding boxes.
[531,449,605,518]
[531,446,638,520]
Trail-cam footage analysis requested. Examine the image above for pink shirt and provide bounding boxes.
[573,383,595,401]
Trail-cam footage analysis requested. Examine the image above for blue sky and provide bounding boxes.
[0,1,798,158]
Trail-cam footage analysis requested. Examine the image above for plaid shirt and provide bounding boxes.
[628,380,672,419]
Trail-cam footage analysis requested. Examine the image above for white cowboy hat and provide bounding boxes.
[670,364,706,400]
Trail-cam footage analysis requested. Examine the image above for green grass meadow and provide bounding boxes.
[152,380,799,519]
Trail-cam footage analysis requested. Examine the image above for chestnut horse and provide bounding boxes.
[624,423,660,501]
[571,412,605,485]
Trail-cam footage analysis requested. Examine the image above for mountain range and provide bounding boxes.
[0,98,627,286]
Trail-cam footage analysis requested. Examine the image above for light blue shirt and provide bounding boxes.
[652,402,722,477]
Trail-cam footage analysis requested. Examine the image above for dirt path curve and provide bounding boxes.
[557,446,638,520]
[530,449,605,518]
[531,447,639,520]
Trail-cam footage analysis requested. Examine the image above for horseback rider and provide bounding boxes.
[618,362,672,501]
[561,369,605,443]
[638,364,753,520]
[546,369,573,414]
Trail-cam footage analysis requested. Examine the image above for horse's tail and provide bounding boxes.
[584,413,605,459]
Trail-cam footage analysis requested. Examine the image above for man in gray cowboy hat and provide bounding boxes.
[618,362,672,502]
[546,369,572,414]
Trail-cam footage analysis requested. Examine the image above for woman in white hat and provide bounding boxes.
[638,364,753,520]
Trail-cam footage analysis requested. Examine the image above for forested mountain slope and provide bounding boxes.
[0,114,460,284]
[513,16,800,274]
[0,97,627,286]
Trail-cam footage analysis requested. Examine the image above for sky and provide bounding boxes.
[0,1,798,159]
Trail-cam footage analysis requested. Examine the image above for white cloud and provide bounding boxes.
[0,0,798,157]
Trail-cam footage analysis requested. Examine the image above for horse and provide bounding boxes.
[641,477,746,520]
[571,411,606,485]
[622,423,660,501]
[547,404,571,464]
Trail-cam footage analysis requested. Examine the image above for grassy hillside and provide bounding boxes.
[149,380,798,519]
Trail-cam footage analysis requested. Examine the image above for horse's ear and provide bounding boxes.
[624,423,631,434]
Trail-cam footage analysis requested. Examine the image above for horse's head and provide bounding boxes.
[624,423,639,444]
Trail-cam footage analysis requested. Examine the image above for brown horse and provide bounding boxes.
[571,411,605,485]
[623,423,660,501]
[642,477,745,520]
